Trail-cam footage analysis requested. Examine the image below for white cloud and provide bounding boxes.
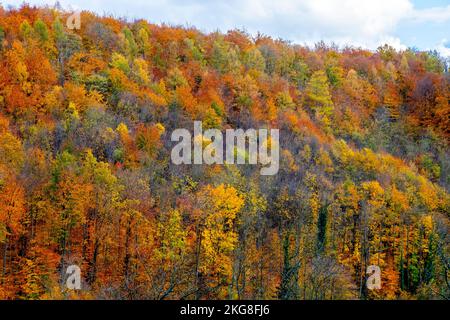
[202,0,414,50]
[436,39,450,58]
[409,5,450,23]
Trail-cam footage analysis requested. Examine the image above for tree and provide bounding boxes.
[151,209,188,299]
[0,5,448,301]
[195,184,244,298]
[33,19,49,43]
[210,39,242,75]
[0,170,26,298]
[53,18,81,85]
[305,70,334,130]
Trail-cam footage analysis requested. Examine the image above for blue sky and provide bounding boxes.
[3,0,450,56]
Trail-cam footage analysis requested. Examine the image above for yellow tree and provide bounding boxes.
[305,70,334,131]
[195,184,244,298]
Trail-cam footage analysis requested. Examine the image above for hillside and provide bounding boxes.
[0,5,449,300]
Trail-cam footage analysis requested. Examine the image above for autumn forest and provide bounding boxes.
[0,5,449,300]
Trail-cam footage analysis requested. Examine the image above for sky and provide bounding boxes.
[3,0,450,57]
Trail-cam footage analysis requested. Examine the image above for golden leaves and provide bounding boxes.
[197,184,244,280]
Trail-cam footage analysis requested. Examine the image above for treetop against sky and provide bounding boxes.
[4,0,450,57]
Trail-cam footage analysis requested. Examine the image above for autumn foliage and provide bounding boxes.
[0,5,449,300]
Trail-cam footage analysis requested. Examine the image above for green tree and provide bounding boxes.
[210,39,242,75]
[305,70,334,129]
[33,19,49,42]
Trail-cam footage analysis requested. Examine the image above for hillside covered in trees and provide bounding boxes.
[0,5,449,300]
